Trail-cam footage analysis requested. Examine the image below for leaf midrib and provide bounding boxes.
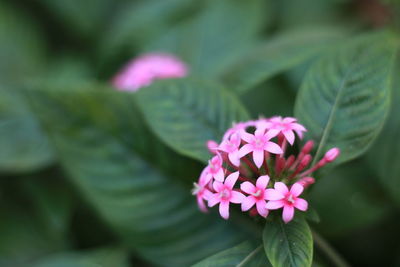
[279,219,296,267]
[236,245,262,267]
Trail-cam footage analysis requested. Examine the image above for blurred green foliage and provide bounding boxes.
[1,0,400,266]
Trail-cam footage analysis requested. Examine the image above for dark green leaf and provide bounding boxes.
[32,247,129,267]
[26,84,245,266]
[224,27,347,93]
[193,241,271,267]
[263,216,313,267]
[0,3,54,172]
[135,78,250,163]
[295,32,397,165]
[147,0,269,78]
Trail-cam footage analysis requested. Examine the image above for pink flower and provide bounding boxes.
[222,121,255,141]
[112,53,188,91]
[192,169,212,212]
[265,182,308,223]
[218,133,241,167]
[208,172,245,219]
[238,128,283,168]
[241,175,272,217]
[265,116,307,145]
[204,154,225,182]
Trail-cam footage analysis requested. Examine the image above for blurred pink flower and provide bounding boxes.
[238,128,283,168]
[241,175,272,217]
[205,154,225,183]
[208,172,245,219]
[192,168,213,212]
[265,182,308,223]
[218,133,241,167]
[112,53,188,91]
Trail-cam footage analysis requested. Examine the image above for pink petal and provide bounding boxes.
[228,150,240,167]
[230,191,245,203]
[282,205,295,224]
[214,168,225,182]
[208,193,220,207]
[265,189,285,200]
[290,183,304,197]
[283,130,295,145]
[238,144,253,158]
[241,196,256,211]
[254,128,265,137]
[224,171,239,189]
[256,200,269,217]
[219,201,230,220]
[265,142,283,154]
[274,182,289,194]
[240,182,256,194]
[240,131,254,143]
[202,189,212,200]
[202,172,213,185]
[256,175,270,189]
[252,149,264,168]
[265,200,285,210]
[266,129,280,139]
[283,117,297,123]
[197,196,208,212]
[291,123,307,132]
[213,181,224,192]
[294,198,308,211]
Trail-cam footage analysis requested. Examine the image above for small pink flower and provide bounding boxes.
[218,133,241,167]
[238,129,283,168]
[204,154,225,182]
[265,182,308,223]
[112,53,188,91]
[265,116,307,145]
[192,168,213,212]
[241,175,272,217]
[208,172,245,219]
[222,121,255,141]
[207,140,219,155]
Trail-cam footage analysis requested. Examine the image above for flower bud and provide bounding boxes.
[324,148,340,162]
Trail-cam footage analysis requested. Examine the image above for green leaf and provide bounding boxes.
[0,2,54,172]
[263,216,313,267]
[223,27,348,93]
[26,83,245,266]
[193,241,271,267]
[135,78,250,163]
[294,32,397,165]
[147,0,269,78]
[367,52,400,207]
[32,247,129,267]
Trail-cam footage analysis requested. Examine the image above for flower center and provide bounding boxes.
[252,188,263,199]
[254,138,264,149]
[287,194,295,204]
[219,188,231,200]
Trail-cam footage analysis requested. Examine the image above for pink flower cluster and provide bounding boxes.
[112,53,188,91]
[192,116,340,223]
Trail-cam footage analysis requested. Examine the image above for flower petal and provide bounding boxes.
[240,181,256,194]
[252,149,264,168]
[213,181,224,192]
[228,150,240,167]
[266,129,279,139]
[265,200,285,210]
[265,142,283,154]
[207,193,220,207]
[274,182,289,194]
[240,131,254,143]
[256,175,270,189]
[294,198,308,211]
[282,205,295,224]
[290,183,304,197]
[214,168,225,182]
[197,196,208,212]
[230,191,245,204]
[256,200,269,217]
[219,201,230,220]
[241,196,256,211]
[265,189,285,200]
[225,171,239,189]
[283,130,295,145]
[238,144,253,158]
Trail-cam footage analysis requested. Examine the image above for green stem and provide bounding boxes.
[312,230,351,267]
[236,245,262,267]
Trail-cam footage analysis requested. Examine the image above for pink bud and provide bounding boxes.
[299,154,312,170]
[324,148,340,162]
[301,140,314,155]
[207,140,219,154]
[298,177,315,188]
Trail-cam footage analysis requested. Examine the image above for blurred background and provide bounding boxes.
[1,0,399,266]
